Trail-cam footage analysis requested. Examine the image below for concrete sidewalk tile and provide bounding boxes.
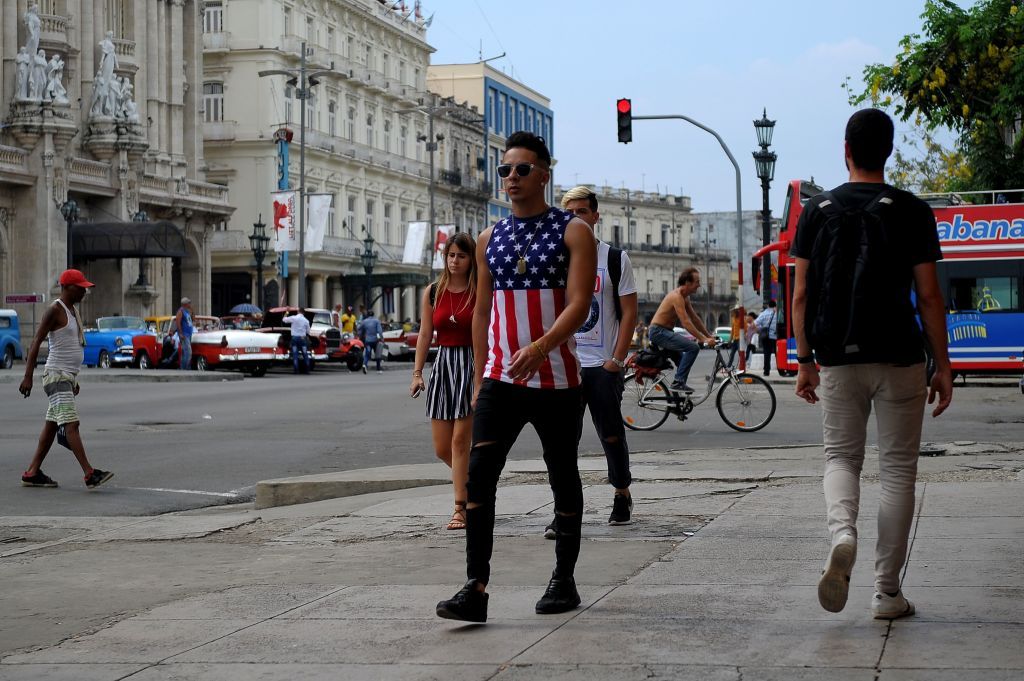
[908,537,1020,562]
[919,482,1024,517]
[1,620,255,665]
[278,584,615,621]
[882,622,1024,669]
[877,587,1024,623]
[628,559,833,587]
[132,585,343,621]
[270,516,440,543]
[582,584,880,622]
[513,619,886,667]
[128,662,499,681]
[663,537,831,561]
[880,670,1024,681]
[353,485,556,519]
[695,515,880,539]
[491,664,742,681]
[738,670,876,681]
[901,560,1024,588]
[172,619,557,665]
[913,516,1024,539]
[0,664,146,681]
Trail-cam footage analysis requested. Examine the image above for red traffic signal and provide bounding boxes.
[617,98,632,144]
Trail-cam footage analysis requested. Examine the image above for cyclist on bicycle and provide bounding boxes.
[647,267,719,393]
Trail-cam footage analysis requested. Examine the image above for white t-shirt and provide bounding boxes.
[574,241,637,367]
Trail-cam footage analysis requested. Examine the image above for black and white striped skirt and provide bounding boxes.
[426,345,474,420]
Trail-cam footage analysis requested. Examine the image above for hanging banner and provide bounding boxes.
[403,221,429,265]
[431,225,455,270]
[305,193,332,253]
[271,190,298,251]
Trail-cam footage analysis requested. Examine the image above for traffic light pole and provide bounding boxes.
[629,113,749,371]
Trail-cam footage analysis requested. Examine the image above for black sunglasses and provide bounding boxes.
[496,163,539,179]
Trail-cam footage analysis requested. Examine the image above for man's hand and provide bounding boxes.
[704,336,719,347]
[602,359,621,373]
[19,376,32,398]
[508,343,546,382]
[73,383,80,396]
[928,367,953,417]
[795,365,819,404]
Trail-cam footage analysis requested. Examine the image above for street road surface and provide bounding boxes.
[2,354,1021,517]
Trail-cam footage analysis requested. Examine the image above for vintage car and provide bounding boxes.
[133,315,284,374]
[0,309,24,369]
[83,316,156,368]
[260,307,339,368]
[302,307,364,371]
[381,325,438,362]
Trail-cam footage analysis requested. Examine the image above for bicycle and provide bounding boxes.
[621,341,777,432]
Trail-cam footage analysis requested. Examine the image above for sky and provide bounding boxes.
[421,0,972,214]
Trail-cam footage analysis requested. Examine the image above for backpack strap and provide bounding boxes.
[864,188,896,213]
[608,246,623,321]
[429,282,437,307]
[815,190,843,216]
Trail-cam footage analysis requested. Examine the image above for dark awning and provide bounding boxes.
[72,221,187,259]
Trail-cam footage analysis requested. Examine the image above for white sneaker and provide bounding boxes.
[872,590,915,619]
[818,533,857,613]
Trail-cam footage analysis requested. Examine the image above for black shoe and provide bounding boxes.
[608,493,633,525]
[669,381,694,393]
[535,574,581,614]
[84,469,114,489]
[763,371,770,376]
[21,470,58,488]
[361,365,367,375]
[543,518,557,540]
[436,580,488,623]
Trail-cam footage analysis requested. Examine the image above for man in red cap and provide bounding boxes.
[18,269,114,489]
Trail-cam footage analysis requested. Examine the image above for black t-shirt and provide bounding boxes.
[790,182,942,366]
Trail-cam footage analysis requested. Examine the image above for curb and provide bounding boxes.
[255,464,452,509]
[0,369,244,383]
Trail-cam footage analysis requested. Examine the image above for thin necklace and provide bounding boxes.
[511,214,544,275]
[444,284,472,325]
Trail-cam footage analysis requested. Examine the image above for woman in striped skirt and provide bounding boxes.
[410,232,477,530]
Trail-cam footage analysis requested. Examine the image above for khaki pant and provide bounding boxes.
[819,363,927,594]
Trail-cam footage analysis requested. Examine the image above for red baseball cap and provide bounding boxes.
[58,269,95,288]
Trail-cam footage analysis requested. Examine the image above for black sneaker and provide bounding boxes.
[608,493,633,525]
[669,381,694,393]
[21,470,58,488]
[436,580,488,623]
[84,469,114,489]
[543,518,556,540]
[535,574,581,614]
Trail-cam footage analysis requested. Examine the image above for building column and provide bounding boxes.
[310,274,327,309]
[286,274,299,306]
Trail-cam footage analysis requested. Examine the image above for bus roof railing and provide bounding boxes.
[916,188,1024,207]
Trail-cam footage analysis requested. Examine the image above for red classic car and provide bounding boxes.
[260,307,338,368]
[133,315,285,375]
[381,325,438,362]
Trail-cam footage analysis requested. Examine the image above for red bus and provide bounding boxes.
[755,180,1024,378]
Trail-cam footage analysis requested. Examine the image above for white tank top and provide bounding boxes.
[45,299,84,374]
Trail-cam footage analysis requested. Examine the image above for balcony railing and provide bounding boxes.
[0,145,29,174]
[203,120,237,142]
[112,38,135,58]
[202,31,231,51]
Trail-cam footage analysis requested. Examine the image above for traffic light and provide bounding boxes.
[617,98,632,144]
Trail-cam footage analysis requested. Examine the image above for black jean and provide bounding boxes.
[466,379,584,585]
[579,366,631,490]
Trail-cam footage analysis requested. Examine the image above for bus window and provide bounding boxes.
[948,276,1019,313]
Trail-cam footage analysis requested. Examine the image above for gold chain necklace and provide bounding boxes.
[511,214,544,275]
[444,285,472,325]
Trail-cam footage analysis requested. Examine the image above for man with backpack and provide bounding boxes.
[561,186,638,528]
[791,108,952,620]
[755,300,778,376]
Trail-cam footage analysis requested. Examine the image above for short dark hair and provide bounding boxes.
[504,131,551,167]
[845,108,894,172]
[767,299,777,308]
[678,267,700,287]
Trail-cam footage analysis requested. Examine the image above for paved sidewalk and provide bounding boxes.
[0,447,1021,680]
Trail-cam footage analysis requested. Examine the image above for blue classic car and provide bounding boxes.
[0,309,24,369]
[83,316,154,368]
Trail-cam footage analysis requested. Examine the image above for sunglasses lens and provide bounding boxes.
[515,164,533,177]
[496,165,512,178]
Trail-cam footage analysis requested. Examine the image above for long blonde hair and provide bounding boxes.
[434,231,477,305]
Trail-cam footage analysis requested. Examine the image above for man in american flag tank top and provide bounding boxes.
[436,132,597,623]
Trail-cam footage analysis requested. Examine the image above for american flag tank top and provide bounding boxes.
[483,206,580,389]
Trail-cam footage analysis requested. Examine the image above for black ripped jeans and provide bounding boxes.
[466,379,584,585]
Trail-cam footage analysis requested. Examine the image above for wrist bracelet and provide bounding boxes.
[413,370,423,376]
[797,354,815,365]
[531,341,547,358]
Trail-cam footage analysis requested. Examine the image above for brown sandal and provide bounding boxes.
[447,501,467,530]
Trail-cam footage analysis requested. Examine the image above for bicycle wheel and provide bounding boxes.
[621,370,672,431]
[716,373,777,432]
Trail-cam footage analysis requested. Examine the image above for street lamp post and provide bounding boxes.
[360,231,377,312]
[417,113,444,231]
[133,210,150,286]
[753,109,777,307]
[703,223,716,327]
[60,198,78,268]
[249,214,270,312]
[258,44,336,308]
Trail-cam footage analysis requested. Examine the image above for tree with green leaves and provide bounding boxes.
[849,0,1023,195]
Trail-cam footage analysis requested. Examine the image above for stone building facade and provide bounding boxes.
[553,183,734,327]
[203,0,489,321]
[0,0,232,343]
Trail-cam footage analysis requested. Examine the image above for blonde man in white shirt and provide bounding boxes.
[561,186,638,526]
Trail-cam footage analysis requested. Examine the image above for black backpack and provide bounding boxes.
[608,246,624,321]
[803,189,894,362]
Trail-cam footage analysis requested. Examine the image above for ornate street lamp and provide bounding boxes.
[60,198,79,268]
[752,108,777,307]
[360,230,377,312]
[133,210,150,286]
[249,214,270,312]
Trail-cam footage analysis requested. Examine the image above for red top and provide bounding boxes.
[432,286,474,347]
